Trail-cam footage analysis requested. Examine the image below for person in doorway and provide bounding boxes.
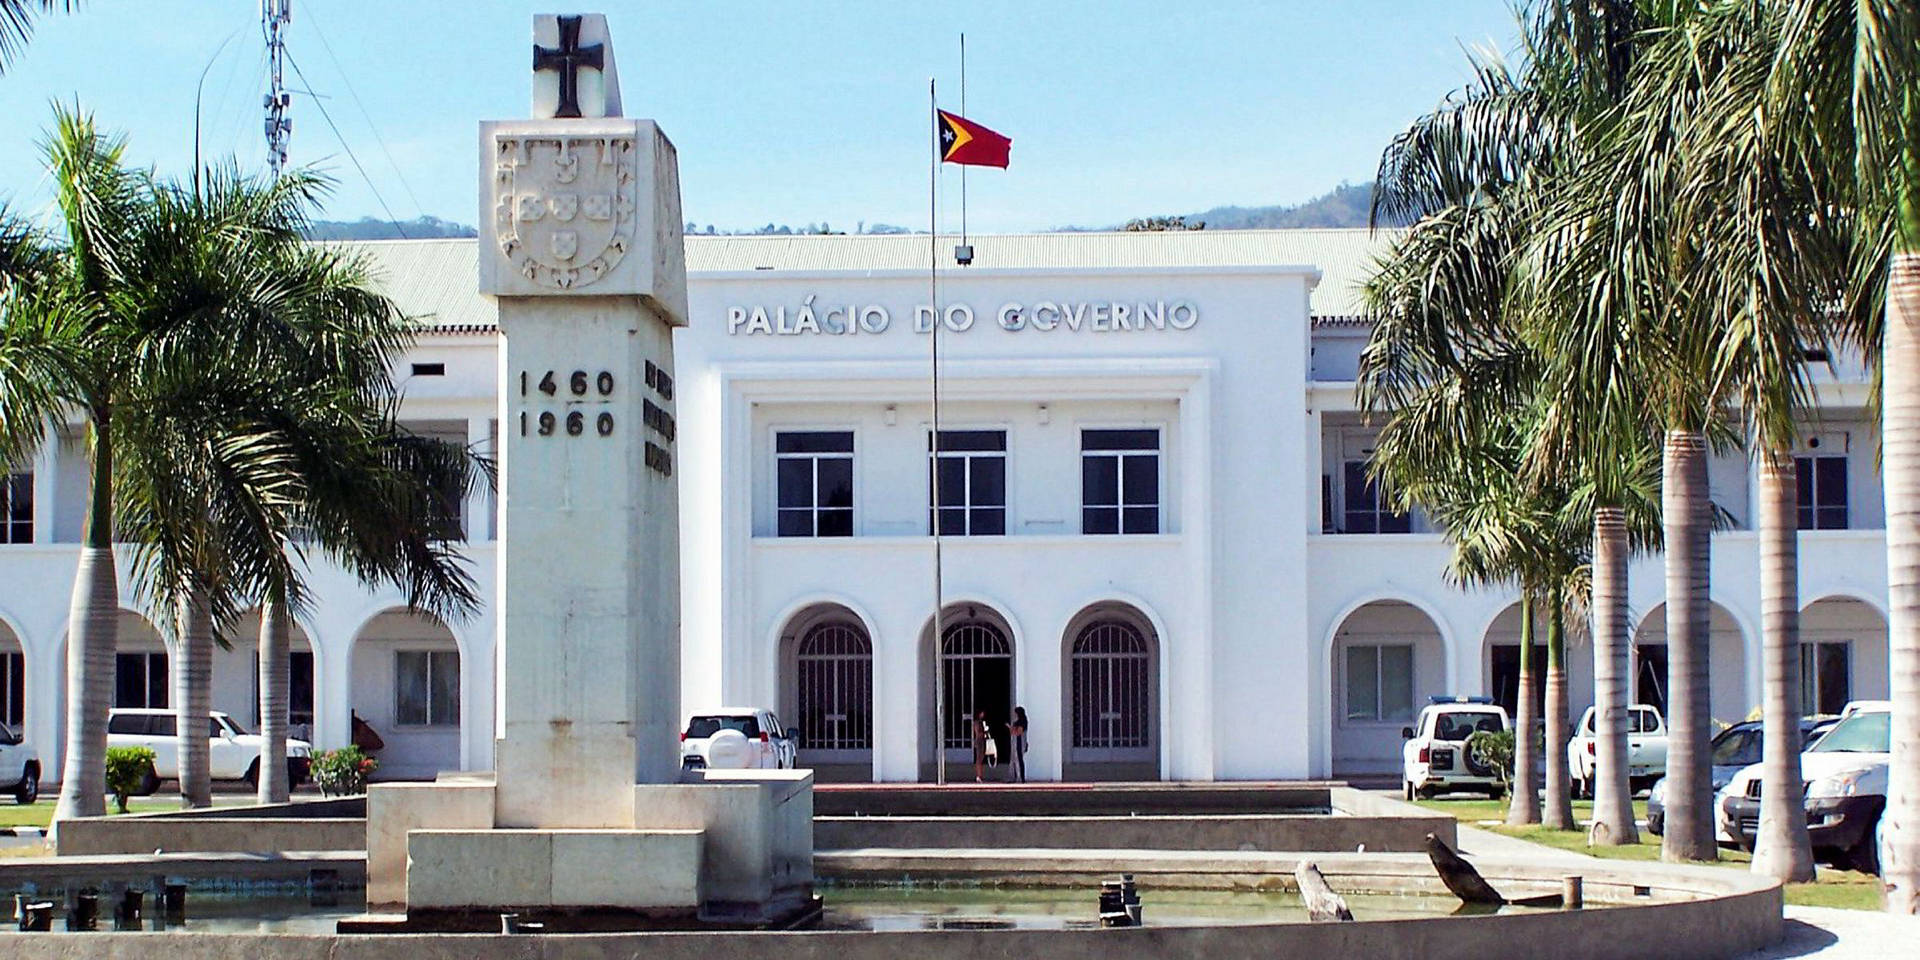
[971,709,989,782]
[1008,706,1029,783]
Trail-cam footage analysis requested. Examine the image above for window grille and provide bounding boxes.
[1070,621,1151,749]
[940,621,1010,748]
[796,621,872,750]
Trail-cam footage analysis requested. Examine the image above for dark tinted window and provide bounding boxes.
[107,714,148,735]
[686,715,761,739]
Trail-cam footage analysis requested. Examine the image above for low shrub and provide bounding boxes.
[104,746,155,813]
[311,745,377,796]
[1467,729,1516,783]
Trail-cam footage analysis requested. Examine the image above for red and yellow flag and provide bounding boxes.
[937,109,1012,168]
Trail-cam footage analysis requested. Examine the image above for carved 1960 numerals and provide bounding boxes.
[518,369,615,438]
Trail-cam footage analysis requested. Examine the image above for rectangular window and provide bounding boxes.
[1344,643,1414,722]
[395,650,460,726]
[1081,429,1161,535]
[114,652,168,709]
[0,652,21,726]
[1795,455,1849,530]
[928,430,1007,536]
[1342,461,1411,534]
[0,473,31,544]
[775,431,854,537]
[1800,641,1851,716]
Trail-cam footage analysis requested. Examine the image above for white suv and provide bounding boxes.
[1401,697,1511,800]
[1568,704,1669,797]
[0,721,41,804]
[679,708,798,771]
[107,708,312,794]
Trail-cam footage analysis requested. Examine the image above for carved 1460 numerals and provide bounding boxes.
[518,369,615,438]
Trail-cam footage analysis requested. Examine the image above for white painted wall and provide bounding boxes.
[0,244,1897,785]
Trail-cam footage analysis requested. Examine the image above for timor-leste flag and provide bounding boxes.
[937,110,1012,168]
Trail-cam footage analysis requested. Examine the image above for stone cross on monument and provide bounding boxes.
[358,14,813,932]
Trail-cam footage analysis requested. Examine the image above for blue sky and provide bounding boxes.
[0,1,1523,233]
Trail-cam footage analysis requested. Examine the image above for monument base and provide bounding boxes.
[361,769,814,929]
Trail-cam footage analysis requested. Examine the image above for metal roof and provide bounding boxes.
[329,228,1394,332]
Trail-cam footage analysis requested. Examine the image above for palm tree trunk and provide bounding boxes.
[52,416,117,825]
[1591,505,1639,845]
[1543,589,1575,830]
[1884,250,1920,914]
[1507,593,1541,825]
[257,597,291,804]
[1662,429,1715,861]
[173,590,212,808]
[1752,447,1814,882]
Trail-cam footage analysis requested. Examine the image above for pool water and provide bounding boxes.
[0,882,1569,935]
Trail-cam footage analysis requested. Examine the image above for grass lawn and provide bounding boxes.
[1413,796,1650,824]
[1413,795,1885,910]
[0,797,241,830]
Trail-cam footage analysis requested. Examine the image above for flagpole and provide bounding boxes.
[958,33,967,253]
[929,77,948,787]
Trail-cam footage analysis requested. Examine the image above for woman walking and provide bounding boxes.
[1009,706,1029,783]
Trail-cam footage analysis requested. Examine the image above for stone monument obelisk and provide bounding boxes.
[358,15,813,930]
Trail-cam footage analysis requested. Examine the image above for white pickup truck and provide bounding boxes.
[107,708,312,794]
[1568,704,1669,798]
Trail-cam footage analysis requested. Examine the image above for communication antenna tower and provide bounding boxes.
[263,0,293,174]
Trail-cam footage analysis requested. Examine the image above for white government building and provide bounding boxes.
[0,229,1891,783]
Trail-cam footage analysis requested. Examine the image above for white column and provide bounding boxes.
[1174,375,1216,781]
[873,606,921,782]
[30,437,56,544]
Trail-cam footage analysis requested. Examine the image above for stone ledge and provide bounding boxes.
[407,828,703,910]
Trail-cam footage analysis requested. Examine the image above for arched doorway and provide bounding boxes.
[778,604,873,781]
[0,619,23,732]
[919,605,1014,779]
[1632,602,1749,723]
[1481,603,1545,722]
[1330,600,1446,777]
[1062,602,1160,781]
[349,608,462,780]
[1800,597,1888,713]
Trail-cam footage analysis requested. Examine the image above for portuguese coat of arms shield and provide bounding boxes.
[493,135,638,290]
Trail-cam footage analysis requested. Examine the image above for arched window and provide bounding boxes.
[1071,620,1150,749]
[796,621,872,750]
[941,621,1010,749]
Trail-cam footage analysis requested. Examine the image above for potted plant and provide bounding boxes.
[310,745,378,796]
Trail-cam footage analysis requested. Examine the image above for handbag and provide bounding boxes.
[984,738,999,760]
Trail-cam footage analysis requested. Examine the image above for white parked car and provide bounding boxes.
[0,721,41,804]
[1401,697,1512,800]
[1568,704,1669,798]
[680,708,798,771]
[1722,700,1890,873]
[106,708,312,794]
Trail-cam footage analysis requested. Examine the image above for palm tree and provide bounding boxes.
[0,107,447,823]
[1367,0,1672,846]
[0,1,77,72]
[1622,0,1877,881]
[1765,0,1919,912]
[97,167,487,805]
